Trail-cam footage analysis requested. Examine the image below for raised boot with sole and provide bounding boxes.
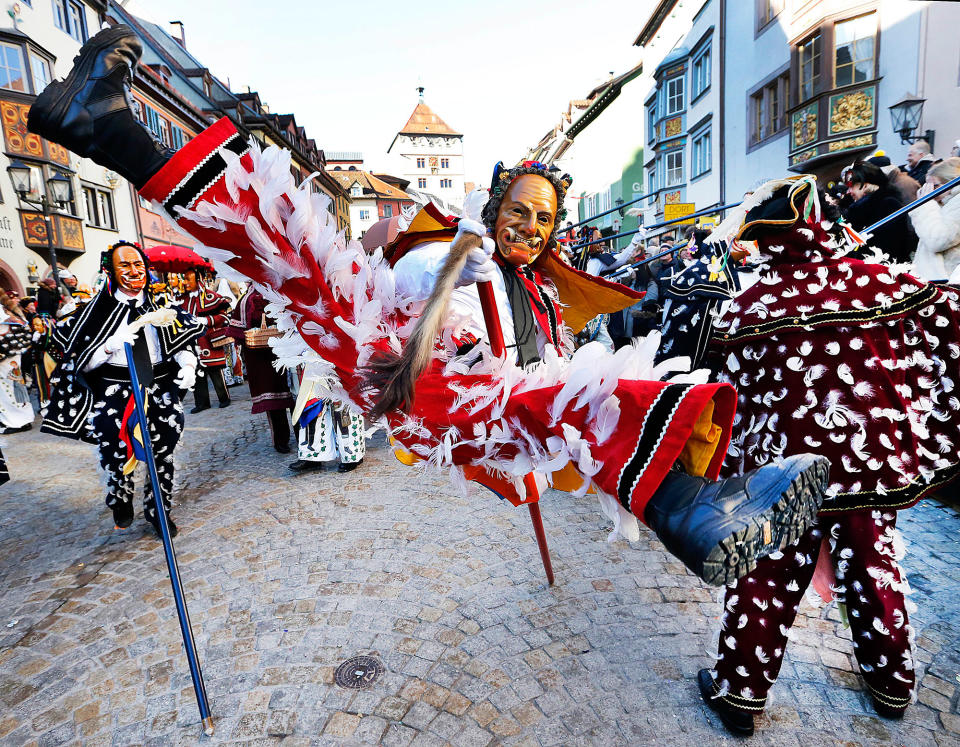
[644,454,829,586]
[27,25,173,188]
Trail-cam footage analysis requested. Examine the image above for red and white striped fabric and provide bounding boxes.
[140,117,736,539]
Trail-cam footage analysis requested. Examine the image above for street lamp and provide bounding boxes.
[7,159,74,292]
[888,93,935,151]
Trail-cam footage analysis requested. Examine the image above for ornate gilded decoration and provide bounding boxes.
[828,134,874,152]
[664,117,682,137]
[791,148,816,166]
[829,86,875,135]
[664,191,682,205]
[791,104,818,151]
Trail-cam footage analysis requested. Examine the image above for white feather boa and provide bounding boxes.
[169,136,704,542]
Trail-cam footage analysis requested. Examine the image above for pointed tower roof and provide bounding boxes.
[398,101,461,137]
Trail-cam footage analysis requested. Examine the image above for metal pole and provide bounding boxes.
[863,173,960,234]
[41,198,64,294]
[567,193,648,231]
[123,343,214,736]
[570,201,743,251]
[607,245,683,279]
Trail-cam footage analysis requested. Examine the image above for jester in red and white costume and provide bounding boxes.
[29,25,831,586]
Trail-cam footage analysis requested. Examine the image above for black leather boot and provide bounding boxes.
[644,454,829,586]
[27,25,173,188]
[110,498,133,529]
[145,509,179,539]
[870,692,907,720]
[698,669,755,737]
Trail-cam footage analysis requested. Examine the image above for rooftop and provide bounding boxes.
[326,151,364,161]
[328,170,413,201]
[398,101,461,136]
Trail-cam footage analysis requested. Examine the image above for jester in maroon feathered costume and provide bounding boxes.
[28,25,835,589]
[696,176,960,735]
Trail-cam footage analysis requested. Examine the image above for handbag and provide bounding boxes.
[244,314,281,349]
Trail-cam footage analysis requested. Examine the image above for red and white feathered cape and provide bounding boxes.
[140,117,735,540]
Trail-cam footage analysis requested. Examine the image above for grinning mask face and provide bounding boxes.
[494,174,557,267]
[112,246,146,295]
[183,270,199,293]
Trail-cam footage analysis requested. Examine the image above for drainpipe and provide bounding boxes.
[718,0,726,207]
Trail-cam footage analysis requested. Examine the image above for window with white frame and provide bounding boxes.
[28,52,50,92]
[647,103,656,141]
[757,0,785,30]
[440,158,449,169]
[440,178,452,189]
[383,204,393,217]
[82,185,116,229]
[350,183,362,197]
[834,13,876,87]
[417,177,427,189]
[416,157,426,168]
[0,42,27,92]
[692,129,711,177]
[665,75,684,115]
[648,170,657,204]
[99,191,115,227]
[53,0,87,42]
[749,72,789,144]
[665,150,683,186]
[359,209,370,220]
[798,32,821,101]
[691,45,711,99]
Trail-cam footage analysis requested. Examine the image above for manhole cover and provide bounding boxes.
[334,655,384,689]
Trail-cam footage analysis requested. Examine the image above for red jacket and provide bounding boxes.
[180,288,231,368]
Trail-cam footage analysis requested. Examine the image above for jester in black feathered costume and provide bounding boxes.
[656,229,741,367]
[43,241,204,536]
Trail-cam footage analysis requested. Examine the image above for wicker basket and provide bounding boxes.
[244,314,280,349]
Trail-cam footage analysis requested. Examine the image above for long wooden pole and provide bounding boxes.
[475,281,555,586]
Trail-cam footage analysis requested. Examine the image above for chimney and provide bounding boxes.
[169,20,186,48]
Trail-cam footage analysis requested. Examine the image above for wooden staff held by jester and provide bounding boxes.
[28,26,842,729]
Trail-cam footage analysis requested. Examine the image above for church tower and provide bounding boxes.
[387,87,465,212]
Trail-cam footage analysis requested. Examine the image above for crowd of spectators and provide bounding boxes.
[560,138,960,357]
[832,140,960,281]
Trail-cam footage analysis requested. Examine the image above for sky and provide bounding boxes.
[125,0,656,186]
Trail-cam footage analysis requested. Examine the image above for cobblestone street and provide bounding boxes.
[0,385,958,746]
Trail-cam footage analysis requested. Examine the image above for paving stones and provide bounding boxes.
[1,384,959,744]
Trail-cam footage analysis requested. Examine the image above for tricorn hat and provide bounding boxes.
[707,175,820,244]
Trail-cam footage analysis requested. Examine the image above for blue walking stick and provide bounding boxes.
[124,342,214,736]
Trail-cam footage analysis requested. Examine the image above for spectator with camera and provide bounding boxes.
[910,157,960,281]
